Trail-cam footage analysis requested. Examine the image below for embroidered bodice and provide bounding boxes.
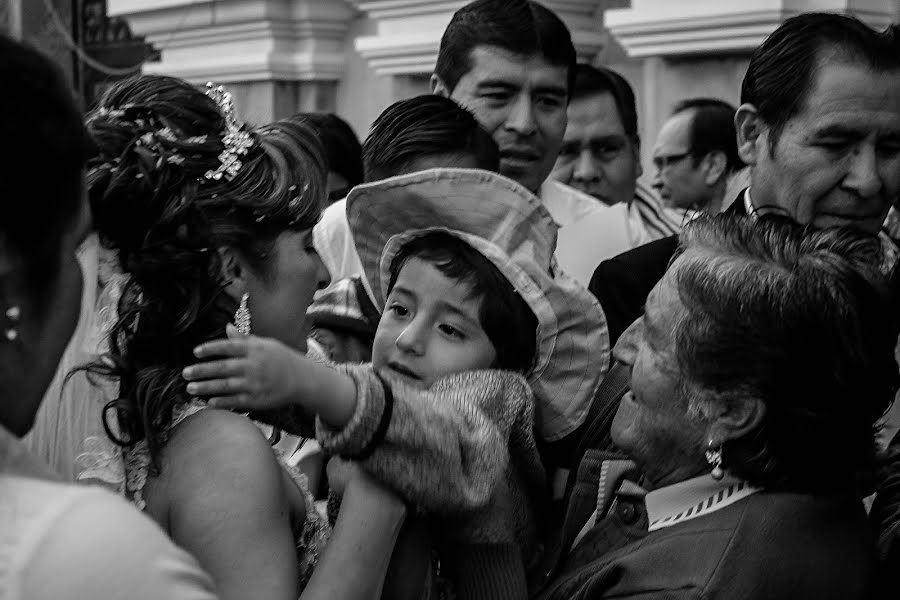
[77,401,330,591]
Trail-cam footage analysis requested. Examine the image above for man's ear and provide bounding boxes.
[631,135,643,179]
[702,151,728,186]
[735,104,766,167]
[431,74,451,97]
[705,395,767,448]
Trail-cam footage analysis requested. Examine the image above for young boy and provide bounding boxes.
[308,94,500,364]
[184,168,609,597]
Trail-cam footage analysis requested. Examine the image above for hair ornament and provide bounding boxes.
[287,181,310,212]
[95,105,128,119]
[202,83,255,182]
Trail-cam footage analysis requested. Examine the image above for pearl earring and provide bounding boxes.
[705,441,724,480]
[4,305,20,341]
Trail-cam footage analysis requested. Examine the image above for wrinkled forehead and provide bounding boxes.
[796,50,900,121]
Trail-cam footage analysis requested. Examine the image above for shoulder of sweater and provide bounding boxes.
[431,370,532,400]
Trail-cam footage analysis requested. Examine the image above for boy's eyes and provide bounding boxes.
[438,323,465,340]
[387,303,409,317]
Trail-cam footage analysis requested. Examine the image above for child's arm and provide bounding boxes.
[317,364,540,520]
[183,325,358,430]
[183,329,543,521]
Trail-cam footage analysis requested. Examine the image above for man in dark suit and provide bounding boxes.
[589,13,900,347]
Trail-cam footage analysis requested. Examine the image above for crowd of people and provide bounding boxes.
[2,1,900,598]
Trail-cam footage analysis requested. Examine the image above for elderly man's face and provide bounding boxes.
[611,261,708,490]
[552,92,641,205]
[435,45,569,194]
[744,61,900,234]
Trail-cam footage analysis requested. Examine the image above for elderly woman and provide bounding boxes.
[534,214,898,599]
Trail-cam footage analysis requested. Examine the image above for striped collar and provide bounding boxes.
[645,473,760,532]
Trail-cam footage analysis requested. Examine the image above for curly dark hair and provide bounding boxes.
[84,75,326,468]
[672,214,899,493]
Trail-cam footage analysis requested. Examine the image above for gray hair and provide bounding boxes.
[671,214,898,492]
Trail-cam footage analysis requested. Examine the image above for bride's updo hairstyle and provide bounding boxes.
[86,75,325,464]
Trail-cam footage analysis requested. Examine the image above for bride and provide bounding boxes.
[79,74,405,600]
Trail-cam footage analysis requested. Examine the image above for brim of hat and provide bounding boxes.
[347,168,610,441]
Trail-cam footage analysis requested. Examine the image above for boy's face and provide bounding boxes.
[372,257,497,388]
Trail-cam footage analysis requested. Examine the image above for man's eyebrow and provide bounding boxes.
[589,134,627,145]
[533,84,567,97]
[811,124,864,139]
[476,79,518,90]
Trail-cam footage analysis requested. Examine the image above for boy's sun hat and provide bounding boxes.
[346,168,610,442]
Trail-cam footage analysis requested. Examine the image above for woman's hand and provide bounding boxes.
[182,324,359,428]
[182,324,307,411]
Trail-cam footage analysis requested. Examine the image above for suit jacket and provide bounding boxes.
[588,192,748,347]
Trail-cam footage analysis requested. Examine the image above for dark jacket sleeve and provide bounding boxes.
[588,235,679,347]
[872,428,900,596]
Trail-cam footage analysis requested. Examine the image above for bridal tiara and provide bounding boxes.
[201,82,255,182]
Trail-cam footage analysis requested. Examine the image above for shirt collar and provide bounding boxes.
[744,186,757,220]
[744,187,897,274]
[643,472,760,532]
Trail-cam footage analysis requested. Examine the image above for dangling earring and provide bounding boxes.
[705,441,724,480]
[4,305,20,341]
[233,293,251,335]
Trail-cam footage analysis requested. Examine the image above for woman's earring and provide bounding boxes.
[233,293,251,335]
[4,305,20,341]
[705,441,724,480]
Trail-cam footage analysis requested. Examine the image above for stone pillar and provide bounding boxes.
[108,0,358,124]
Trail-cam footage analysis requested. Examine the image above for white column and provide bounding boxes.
[108,0,358,122]
[604,0,895,57]
[346,0,607,76]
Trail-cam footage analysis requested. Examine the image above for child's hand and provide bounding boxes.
[182,324,306,411]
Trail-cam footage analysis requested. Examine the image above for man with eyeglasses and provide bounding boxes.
[651,98,741,215]
[587,13,900,348]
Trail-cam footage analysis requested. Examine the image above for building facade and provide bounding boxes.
[94,0,900,166]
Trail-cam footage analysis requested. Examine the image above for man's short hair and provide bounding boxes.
[292,113,363,190]
[571,64,639,140]
[435,0,576,96]
[362,95,500,182]
[741,13,900,148]
[672,98,741,174]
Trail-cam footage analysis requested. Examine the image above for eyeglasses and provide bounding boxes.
[652,152,692,171]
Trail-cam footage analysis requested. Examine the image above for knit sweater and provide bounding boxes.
[316,365,547,594]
